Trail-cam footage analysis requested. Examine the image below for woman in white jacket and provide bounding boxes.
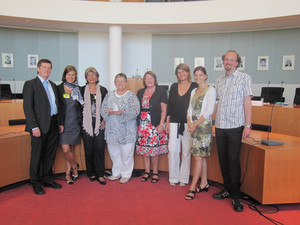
[185,66,216,200]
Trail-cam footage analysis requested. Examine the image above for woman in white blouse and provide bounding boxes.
[185,66,216,200]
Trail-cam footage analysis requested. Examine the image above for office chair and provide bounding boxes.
[260,87,284,103]
[158,85,169,92]
[293,88,300,105]
[251,123,271,132]
[0,84,12,99]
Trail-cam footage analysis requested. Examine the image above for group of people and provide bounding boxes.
[23,49,252,213]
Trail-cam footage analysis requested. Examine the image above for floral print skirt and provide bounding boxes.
[136,111,168,157]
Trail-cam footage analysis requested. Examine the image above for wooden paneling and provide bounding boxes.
[252,105,300,137]
[0,100,25,126]
[1,125,300,204]
[127,78,143,94]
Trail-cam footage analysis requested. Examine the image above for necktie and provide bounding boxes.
[43,80,55,116]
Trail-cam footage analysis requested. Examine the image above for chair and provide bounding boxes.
[0,84,12,99]
[9,119,26,126]
[251,123,271,132]
[158,85,169,91]
[251,96,262,101]
[293,88,300,105]
[260,87,284,103]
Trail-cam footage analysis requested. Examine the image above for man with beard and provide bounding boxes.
[213,50,252,212]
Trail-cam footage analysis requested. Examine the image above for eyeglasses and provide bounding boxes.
[223,58,237,62]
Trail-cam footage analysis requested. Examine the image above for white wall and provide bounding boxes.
[78,32,109,88]
[78,32,152,91]
[123,33,152,78]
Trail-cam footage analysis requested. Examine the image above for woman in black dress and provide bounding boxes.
[81,67,108,185]
[58,65,84,184]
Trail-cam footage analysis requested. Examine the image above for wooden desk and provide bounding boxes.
[206,130,300,204]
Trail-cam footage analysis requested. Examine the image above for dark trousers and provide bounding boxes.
[215,126,243,199]
[81,119,106,178]
[30,116,59,184]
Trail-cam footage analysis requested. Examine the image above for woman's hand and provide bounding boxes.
[157,124,164,134]
[108,109,122,116]
[100,120,105,130]
[187,122,197,133]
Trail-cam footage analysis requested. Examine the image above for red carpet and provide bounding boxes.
[0,172,299,225]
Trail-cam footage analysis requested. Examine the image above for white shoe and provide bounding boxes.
[120,177,130,184]
[170,182,177,186]
[179,182,186,187]
[109,175,121,181]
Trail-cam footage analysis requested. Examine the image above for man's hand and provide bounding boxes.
[32,128,41,137]
[243,127,251,138]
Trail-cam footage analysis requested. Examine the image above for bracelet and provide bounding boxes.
[160,123,164,126]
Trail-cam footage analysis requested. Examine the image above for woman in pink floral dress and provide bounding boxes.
[136,71,168,183]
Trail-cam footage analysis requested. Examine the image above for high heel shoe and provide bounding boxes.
[71,163,79,181]
[185,190,196,200]
[66,174,74,185]
[197,183,210,193]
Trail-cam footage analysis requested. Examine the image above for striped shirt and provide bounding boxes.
[215,70,252,129]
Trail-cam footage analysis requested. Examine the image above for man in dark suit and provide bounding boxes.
[23,59,64,195]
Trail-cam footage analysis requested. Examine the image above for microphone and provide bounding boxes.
[261,104,284,146]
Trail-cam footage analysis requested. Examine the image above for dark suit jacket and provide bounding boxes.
[136,86,168,126]
[57,83,83,126]
[23,76,62,134]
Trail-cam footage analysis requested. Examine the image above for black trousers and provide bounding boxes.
[30,116,59,184]
[81,118,106,178]
[215,126,243,199]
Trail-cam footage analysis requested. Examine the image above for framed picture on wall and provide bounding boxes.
[238,56,245,71]
[28,54,38,68]
[194,57,205,68]
[214,57,223,71]
[257,56,269,70]
[2,53,14,68]
[174,57,184,70]
[282,55,295,70]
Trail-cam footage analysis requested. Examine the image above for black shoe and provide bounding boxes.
[89,176,96,182]
[197,183,210,193]
[32,184,45,195]
[43,181,62,189]
[185,190,196,200]
[213,190,231,200]
[151,173,159,183]
[232,198,244,212]
[141,172,151,182]
[97,177,106,185]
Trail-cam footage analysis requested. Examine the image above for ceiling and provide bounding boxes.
[1,14,300,34]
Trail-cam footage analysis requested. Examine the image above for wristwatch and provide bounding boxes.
[245,125,251,129]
